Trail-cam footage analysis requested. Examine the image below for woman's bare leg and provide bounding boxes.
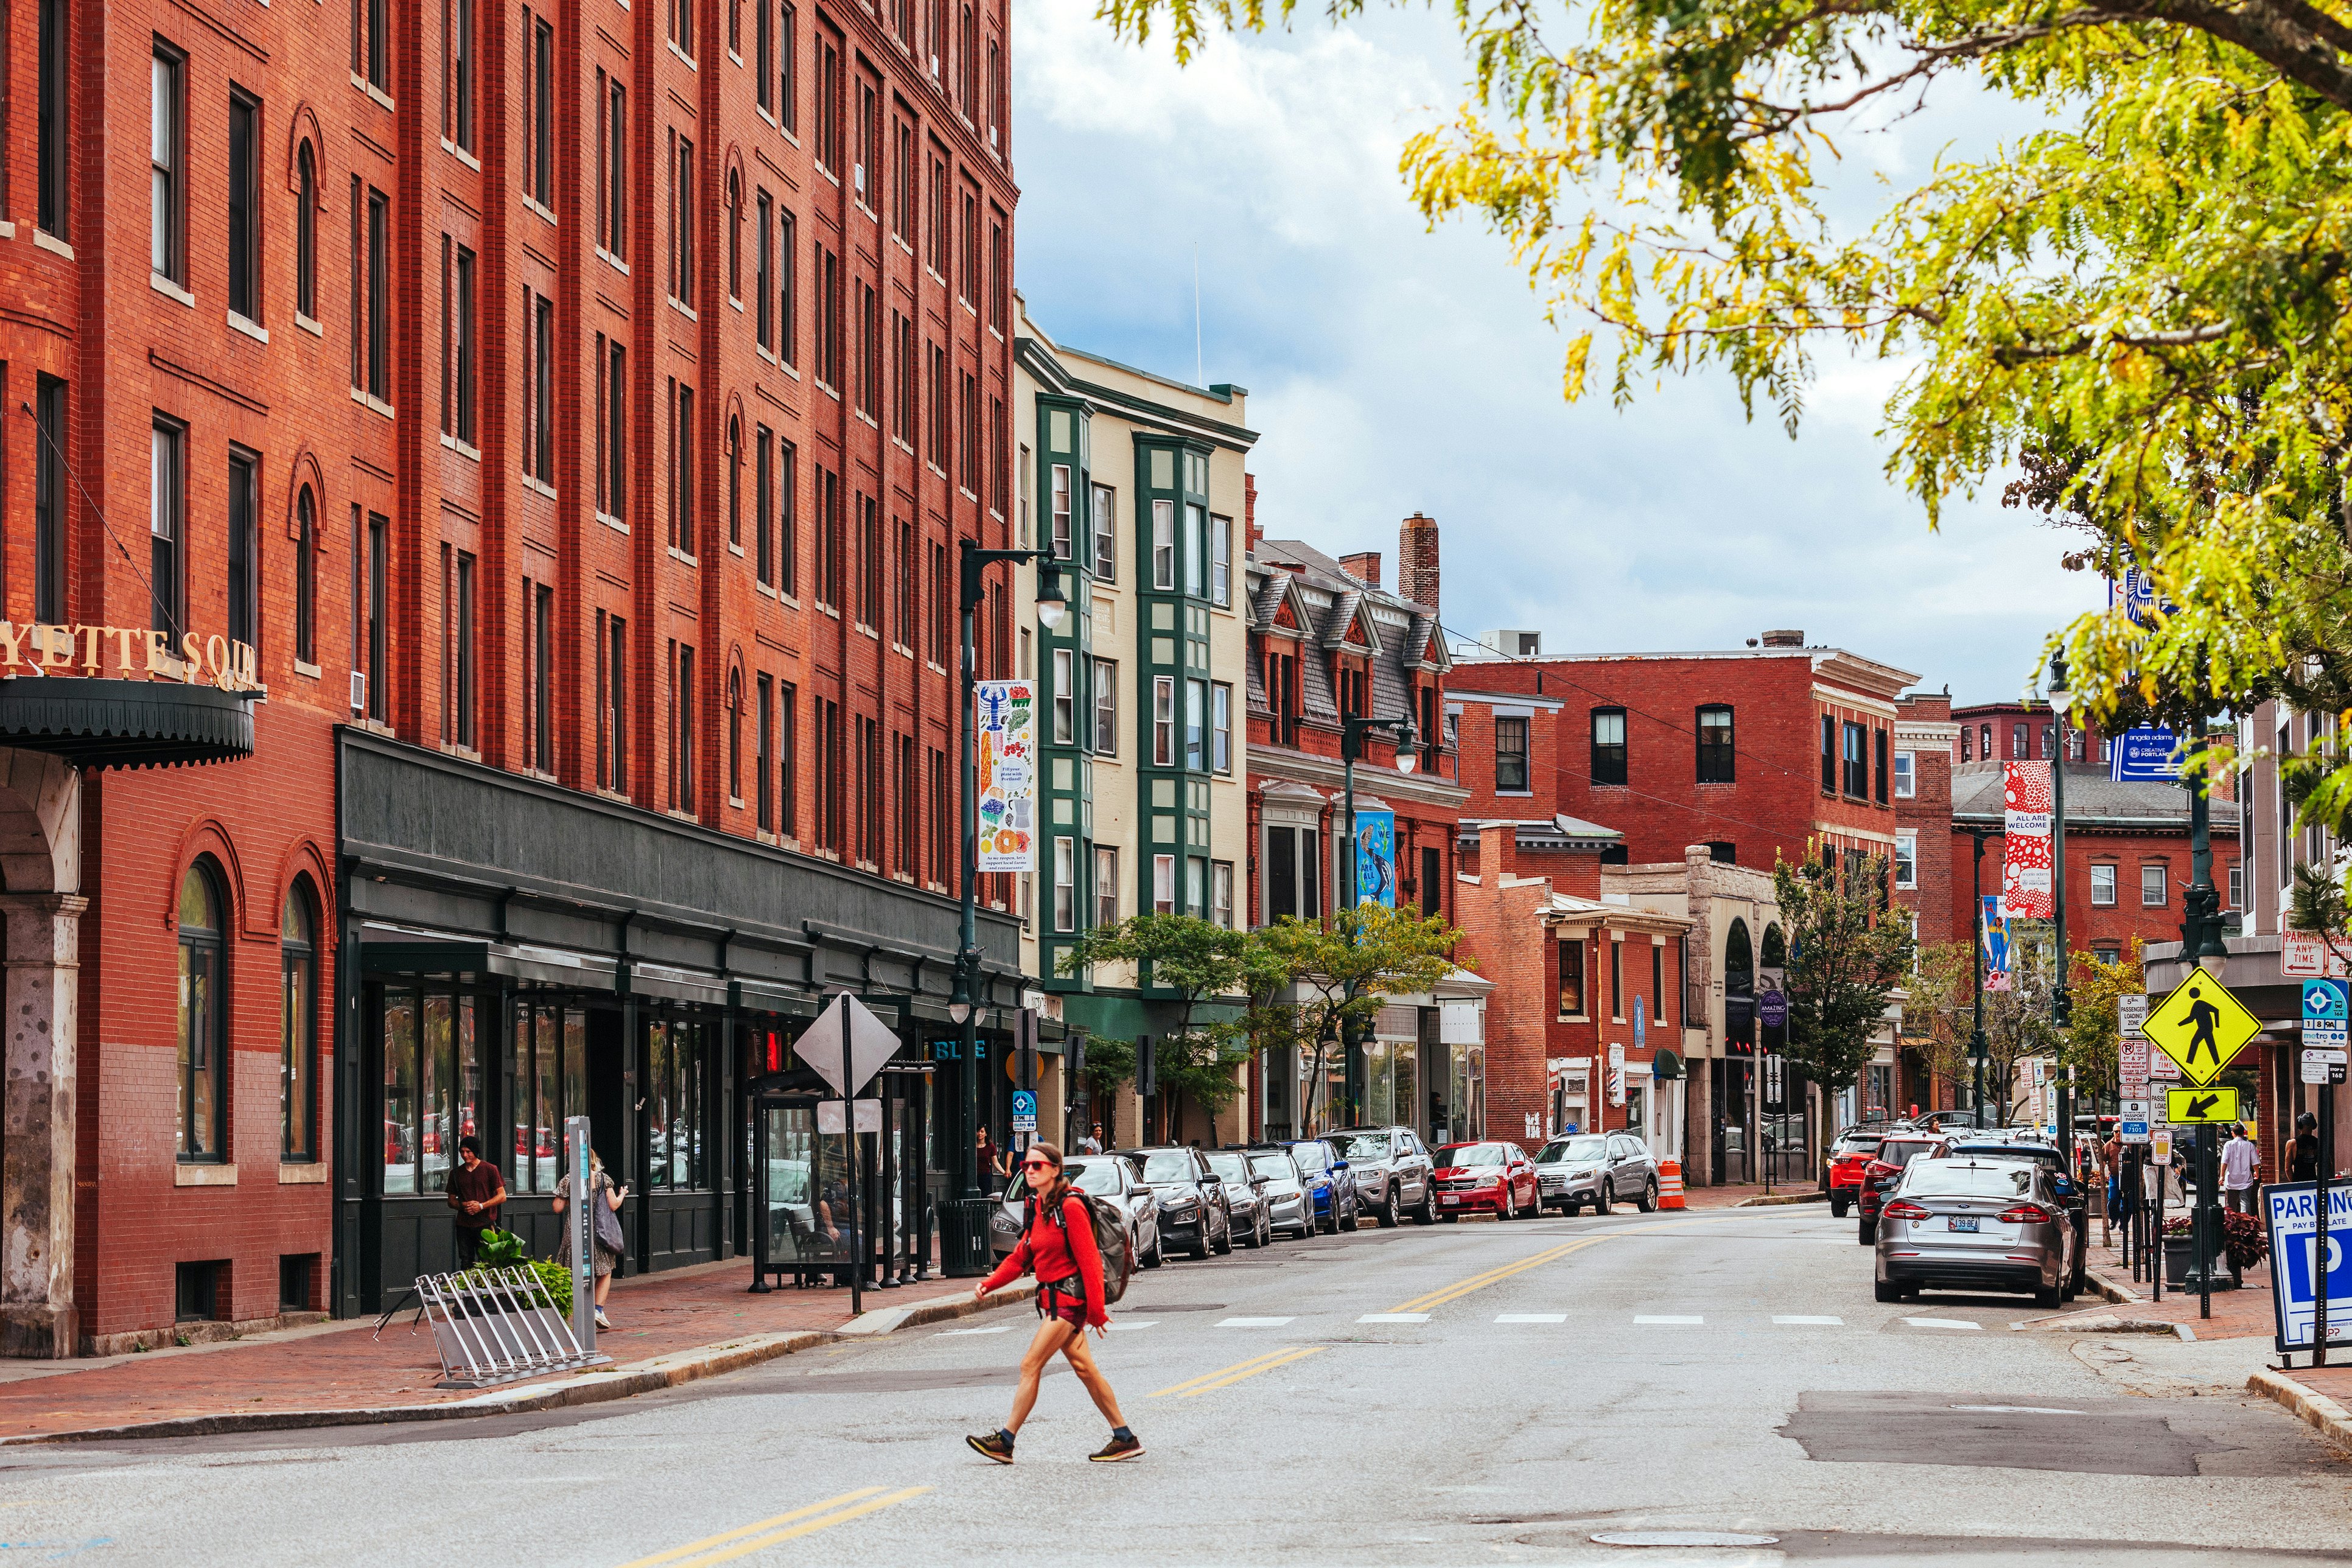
[1059,1329,1127,1428]
[1005,1318,1078,1435]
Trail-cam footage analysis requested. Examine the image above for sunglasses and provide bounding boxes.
[1022,1158,1056,1171]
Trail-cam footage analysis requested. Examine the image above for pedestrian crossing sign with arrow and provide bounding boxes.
[2141,973,2263,1085]
[2165,1086,2242,1125]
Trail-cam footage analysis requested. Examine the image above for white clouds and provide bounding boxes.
[1010,2,2096,701]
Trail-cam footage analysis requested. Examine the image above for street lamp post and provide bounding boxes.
[2178,705,2230,1318]
[942,539,1066,1278]
[2048,655,2073,1147]
[1333,712,1418,1128]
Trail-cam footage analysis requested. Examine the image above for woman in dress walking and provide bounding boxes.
[553,1147,628,1328]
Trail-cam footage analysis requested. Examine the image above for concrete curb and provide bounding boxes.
[2010,1313,2193,1339]
[1732,1191,1830,1208]
[2247,1367,2352,1453]
[2087,1267,2144,1307]
[4,1283,1038,1447]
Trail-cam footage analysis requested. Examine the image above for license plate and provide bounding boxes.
[1948,1216,1979,1233]
[1441,1195,1460,1205]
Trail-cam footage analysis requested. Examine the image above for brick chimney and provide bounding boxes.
[1245,473,1262,550]
[1759,629,1805,648]
[1478,822,1519,887]
[1339,551,1382,589]
[1398,513,1440,611]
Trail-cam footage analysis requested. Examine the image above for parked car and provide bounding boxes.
[1874,1157,2077,1307]
[1827,1129,1884,1219]
[1857,1133,1955,1244]
[1947,1139,2088,1296]
[1122,1146,1233,1259]
[992,1155,1164,1268]
[1283,1138,1360,1234]
[1199,1148,1274,1249]
[1246,1145,1317,1238]
[1325,1126,1437,1226]
[1432,1141,1542,1220]
[1533,1133,1611,1214]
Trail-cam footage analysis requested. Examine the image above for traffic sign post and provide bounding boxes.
[2165,1086,2241,1124]
[1010,1089,1038,1137]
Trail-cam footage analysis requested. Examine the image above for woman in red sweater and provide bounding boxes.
[967,1141,1141,1464]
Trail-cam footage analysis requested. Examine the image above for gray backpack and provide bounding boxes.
[1036,1191,1133,1306]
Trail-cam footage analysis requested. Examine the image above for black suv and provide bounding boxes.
[1119,1146,1234,1260]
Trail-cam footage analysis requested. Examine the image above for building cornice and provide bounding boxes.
[1251,747,1472,808]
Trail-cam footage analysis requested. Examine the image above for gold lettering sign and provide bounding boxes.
[0,623,262,694]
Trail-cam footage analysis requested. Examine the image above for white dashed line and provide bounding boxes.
[1633,1315,1704,1325]
[1356,1313,1430,1324]
[1773,1315,1844,1326]
[1217,1316,1296,1328]
[1494,1314,1567,1324]
[936,1325,1012,1336]
[1106,1321,1156,1331]
[1905,1317,1984,1331]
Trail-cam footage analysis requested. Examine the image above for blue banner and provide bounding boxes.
[2108,724,2182,782]
[1354,810,1397,907]
[1982,895,2012,993]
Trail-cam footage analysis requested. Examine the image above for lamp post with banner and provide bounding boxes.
[1337,711,1419,1120]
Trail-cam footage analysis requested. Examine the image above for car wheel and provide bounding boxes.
[1213,1215,1233,1255]
[1600,1182,1615,1216]
[1829,1196,1850,1219]
[1417,1185,1438,1225]
[1874,1278,1902,1303]
[1191,1228,1211,1261]
[1342,1197,1360,1233]
[2033,1281,2062,1309]
[1141,1234,1163,1269]
[1858,1217,1875,1246]
[2059,1276,2077,1304]
[1379,1191,1399,1228]
[1257,1212,1271,1249]
[1637,1178,1658,1214]
[1500,1187,1517,1222]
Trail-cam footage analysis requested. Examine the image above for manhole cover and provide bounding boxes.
[1591,1531,1780,1548]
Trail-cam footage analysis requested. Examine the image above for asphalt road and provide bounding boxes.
[2,1207,2347,1566]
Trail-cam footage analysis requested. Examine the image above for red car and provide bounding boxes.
[1828,1130,1885,1219]
[1855,1134,1953,1242]
[1432,1141,1542,1221]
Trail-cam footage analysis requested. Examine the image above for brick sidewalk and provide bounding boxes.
[1672,1183,1829,1211]
[0,1260,971,1443]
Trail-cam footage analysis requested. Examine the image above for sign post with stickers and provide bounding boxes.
[2141,971,2264,1315]
[2300,978,2348,1363]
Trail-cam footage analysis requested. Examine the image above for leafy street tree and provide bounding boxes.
[1902,941,1980,1110]
[1102,0,2352,830]
[2063,940,2144,1094]
[1244,905,1463,1130]
[1771,849,1913,1108]
[1979,923,2065,1125]
[1059,913,1253,1137]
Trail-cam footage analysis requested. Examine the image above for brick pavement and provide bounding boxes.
[0,1259,975,1443]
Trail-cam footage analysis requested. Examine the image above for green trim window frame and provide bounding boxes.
[1054,836,1077,931]
[178,859,228,1162]
[1153,853,1175,915]
[1092,483,1116,580]
[1150,500,1174,590]
[1051,648,1075,745]
[281,880,320,1161]
[1093,657,1118,755]
[1211,514,1231,606]
[1050,463,1073,559]
[1212,682,1231,773]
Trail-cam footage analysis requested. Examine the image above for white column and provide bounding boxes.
[0,891,88,1359]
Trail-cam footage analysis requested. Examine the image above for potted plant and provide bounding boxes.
[2161,1214,2199,1286]
[2162,1211,2266,1288]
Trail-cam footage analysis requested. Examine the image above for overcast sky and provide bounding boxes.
[1009,0,2105,705]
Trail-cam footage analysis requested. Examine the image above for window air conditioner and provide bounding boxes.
[350,670,367,713]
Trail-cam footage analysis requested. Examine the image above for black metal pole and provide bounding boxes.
[2319,1082,2334,1365]
[1971,831,1989,1127]
[953,547,984,1276]
[842,1000,863,1317]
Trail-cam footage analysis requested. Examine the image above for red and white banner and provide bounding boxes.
[2001,761,2054,919]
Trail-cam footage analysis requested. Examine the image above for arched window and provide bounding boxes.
[295,486,318,665]
[727,665,743,802]
[282,879,319,1160]
[726,415,743,548]
[178,860,228,1161]
[1724,916,1754,1050]
[726,170,743,300]
[296,142,318,318]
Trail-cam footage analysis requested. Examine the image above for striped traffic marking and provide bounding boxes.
[1384,1238,1603,1315]
[1216,1316,1295,1328]
[1150,1346,1325,1399]
[615,1487,931,1568]
[934,1325,1011,1337]
[1906,1317,1984,1331]
[1773,1315,1844,1326]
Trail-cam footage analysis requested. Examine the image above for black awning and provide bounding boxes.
[0,677,253,769]
[1653,1047,1684,1081]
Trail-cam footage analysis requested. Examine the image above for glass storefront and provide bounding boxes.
[378,984,483,1197]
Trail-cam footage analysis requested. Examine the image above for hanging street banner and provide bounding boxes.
[2143,972,2263,1085]
[975,679,1036,872]
[2107,725,2183,783]
[2001,761,2054,919]
[1982,895,2013,993]
[1354,808,1398,907]
[2264,1183,2352,1354]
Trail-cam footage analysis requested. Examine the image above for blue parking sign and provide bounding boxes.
[1011,1089,1037,1135]
[2264,1183,2352,1352]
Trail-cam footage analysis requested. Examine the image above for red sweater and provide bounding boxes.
[982,1192,1107,1326]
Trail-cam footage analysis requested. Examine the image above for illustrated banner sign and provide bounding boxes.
[1982,896,2013,993]
[2001,761,2054,919]
[975,680,1036,872]
[1354,809,1397,908]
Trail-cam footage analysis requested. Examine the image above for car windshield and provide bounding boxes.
[1202,1152,1252,1185]
[1066,1162,1121,1196]
[1437,1143,1508,1167]
[1328,1132,1392,1161]
[1140,1152,1196,1184]
[1880,1141,1938,1167]
[1539,1137,1609,1164]
[1954,1143,2059,1166]
[1289,1144,1331,1173]
[1249,1153,1297,1181]
[1903,1162,2040,1200]
[1836,1135,1882,1153]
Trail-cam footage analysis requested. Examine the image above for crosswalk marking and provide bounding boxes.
[934,1325,1011,1337]
[1905,1317,1984,1331]
[1494,1313,1567,1323]
[1633,1315,1704,1325]
[1217,1316,1295,1327]
[1106,1321,1156,1332]
[1356,1313,1430,1324]
[1772,1315,1843,1326]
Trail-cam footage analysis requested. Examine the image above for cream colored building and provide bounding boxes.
[1011,295,1255,1149]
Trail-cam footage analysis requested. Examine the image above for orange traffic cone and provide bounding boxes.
[1658,1158,1686,1210]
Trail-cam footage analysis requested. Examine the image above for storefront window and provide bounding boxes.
[178,861,228,1161]
[382,992,418,1193]
[380,984,480,1196]
[647,1017,710,1189]
[281,881,318,1160]
[512,1000,587,1192]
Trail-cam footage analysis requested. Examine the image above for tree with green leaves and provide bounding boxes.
[2063,939,2144,1096]
[1244,905,1463,1131]
[1059,912,1253,1138]
[1901,941,1979,1109]
[1099,0,2352,839]
[1771,849,1913,1107]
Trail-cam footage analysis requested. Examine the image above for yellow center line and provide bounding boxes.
[1153,1346,1325,1399]
[615,1487,928,1568]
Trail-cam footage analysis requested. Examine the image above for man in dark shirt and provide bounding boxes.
[447,1136,507,1268]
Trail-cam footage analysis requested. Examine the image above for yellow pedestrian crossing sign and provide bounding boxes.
[2165,1086,2242,1125]
[2142,973,2261,1085]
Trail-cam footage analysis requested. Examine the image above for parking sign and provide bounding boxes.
[2264,1184,2352,1353]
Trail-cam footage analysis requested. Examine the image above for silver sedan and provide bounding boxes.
[1246,1146,1316,1239]
[1873,1158,2076,1309]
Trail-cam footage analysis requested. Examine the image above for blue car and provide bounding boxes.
[1283,1138,1360,1234]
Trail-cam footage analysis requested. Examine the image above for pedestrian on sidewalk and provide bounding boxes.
[2289,1112,2320,1183]
[447,1136,507,1268]
[2221,1122,2261,1214]
[966,1141,1141,1466]
[1078,1124,1104,1155]
[977,1128,1003,1195]
[554,1149,628,1329]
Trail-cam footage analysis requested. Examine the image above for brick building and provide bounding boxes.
[1893,691,1960,948]
[4,0,1025,1349]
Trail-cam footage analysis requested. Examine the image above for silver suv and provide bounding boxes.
[1534,1131,1660,1214]
[1325,1127,1438,1227]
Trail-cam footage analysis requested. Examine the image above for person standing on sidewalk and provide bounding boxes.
[977,1128,1003,1196]
[2289,1112,2321,1183]
[555,1149,629,1329]
[447,1136,507,1268]
[966,1141,1141,1465]
[2221,1122,2261,1214]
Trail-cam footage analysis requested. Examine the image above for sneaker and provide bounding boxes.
[594,1309,612,1329]
[1089,1433,1144,1463]
[966,1430,1016,1465]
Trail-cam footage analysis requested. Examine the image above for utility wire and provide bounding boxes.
[21,400,164,620]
